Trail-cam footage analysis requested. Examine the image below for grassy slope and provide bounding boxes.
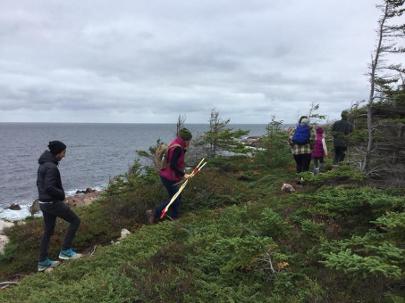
[0,157,404,303]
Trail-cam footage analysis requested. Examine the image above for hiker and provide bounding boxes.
[146,128,192,223]
[289,116,314,173]
[37,141,82,272]
[311,126,328,174]
[331,110,353,164]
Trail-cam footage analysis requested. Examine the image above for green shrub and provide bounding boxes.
[255,118,292,169]
[300,165,365,186]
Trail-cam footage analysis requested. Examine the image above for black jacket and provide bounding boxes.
[332,119,353,147]
[37,150,65,202]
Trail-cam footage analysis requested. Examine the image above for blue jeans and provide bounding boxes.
[154,176,182,220]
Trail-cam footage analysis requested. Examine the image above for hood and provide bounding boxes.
[316,127,324,135]
[38,150,59,165]
[173,136,188,149]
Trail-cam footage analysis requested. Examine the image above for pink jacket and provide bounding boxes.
[159,136,186,181]
[312,127,328,158]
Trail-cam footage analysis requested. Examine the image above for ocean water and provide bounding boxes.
[0,123,266,215]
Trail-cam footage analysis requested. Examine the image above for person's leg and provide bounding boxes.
[154,177,180,220]
[39,207,57,262]
[319,157,325,172]
[45,201,80,250]
[294,154,303,173]
[339,147,347,163]
[333,147,340,165]
[302,154,311,172]
[313,158,319,169]
[313,158,320,174]
[169,194,182,219]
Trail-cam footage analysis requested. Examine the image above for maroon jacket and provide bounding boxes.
[312,127,326,158]
[159,136,186,182]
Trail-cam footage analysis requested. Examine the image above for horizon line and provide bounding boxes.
[0,121,286,125]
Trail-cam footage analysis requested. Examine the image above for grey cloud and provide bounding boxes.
[0,0,381,123]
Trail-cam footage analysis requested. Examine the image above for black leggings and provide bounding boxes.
[39,201,81,261]
[313,157,324,169]
[293,153,311,173]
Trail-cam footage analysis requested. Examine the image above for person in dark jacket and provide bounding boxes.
[37,141,82,272]
[146,128,192,224]
[331,111,353,164]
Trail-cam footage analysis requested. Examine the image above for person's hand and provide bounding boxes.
[184,173,191,179]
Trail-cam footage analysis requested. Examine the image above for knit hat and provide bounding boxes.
[178,128,192,141]
[48,140,67,155]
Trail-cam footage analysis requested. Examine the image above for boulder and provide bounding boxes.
[0,220,15,235]
[0,235,10,255]
[119,228,131,241]
[281,183,296,193]
[8,203,21,210]
[66,191,100,207]
[30,200,41,215]
[85,188,96,194]
[76,188,96,194]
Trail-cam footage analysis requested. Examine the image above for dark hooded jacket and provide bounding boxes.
[37,150,65,202]
[331,119,353,147]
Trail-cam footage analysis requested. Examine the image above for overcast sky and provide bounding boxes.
[0,0,382,124]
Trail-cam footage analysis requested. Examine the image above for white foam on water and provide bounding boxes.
[0,185,106,221]
[0,204,41,222]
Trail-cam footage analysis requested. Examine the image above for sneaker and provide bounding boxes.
[59,248,83,260]
[145,209,155,224]
[38,258,60,272]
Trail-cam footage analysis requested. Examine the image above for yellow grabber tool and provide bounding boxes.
[160,158,207,219]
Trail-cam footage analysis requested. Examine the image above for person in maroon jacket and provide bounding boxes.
[146,128,192,223]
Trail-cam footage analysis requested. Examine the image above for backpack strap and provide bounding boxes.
[164,143,183,166]
[167,143,182,155]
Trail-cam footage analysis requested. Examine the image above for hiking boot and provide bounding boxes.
[38,258,60,272]
[145,209,154,224]
[59,248,83,260]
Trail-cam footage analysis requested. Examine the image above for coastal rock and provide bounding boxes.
[0,220,15,235]
[76,188,97,194]
[85,187,96,194]
[66,191,101,207]
[240,136,262,148]
[281,183,296,193]
[30,200,41,215]
[8,203,21,210]
[0,235,10,255]
[119,228,131,241]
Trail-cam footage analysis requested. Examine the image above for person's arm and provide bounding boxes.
[348,122,353,134]
[44,166,65,201]
[288,129,295,146]
[322,137,328,156]
[331,122,338,137]
[170,147,185,178]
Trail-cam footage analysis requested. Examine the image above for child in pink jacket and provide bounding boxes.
[311,127,328,174]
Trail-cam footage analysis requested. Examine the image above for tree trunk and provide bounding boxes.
[363,1,389,172]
